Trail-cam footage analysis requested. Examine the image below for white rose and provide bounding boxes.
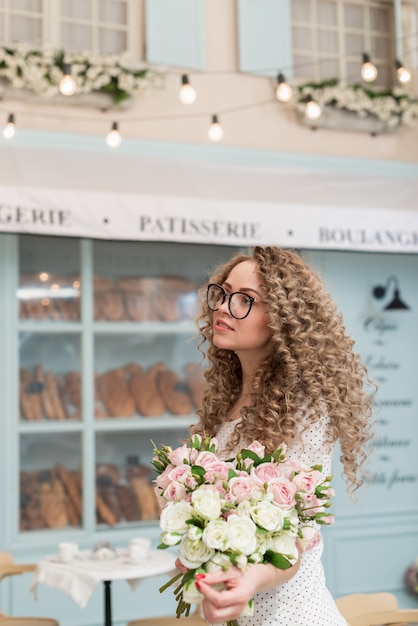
[187,526,203,541]
[227,514,257,555]
[159,501,193,534]
[235,554,248,569]
[206,552,234,572]
[270,533,299,562]
[255,530,273,556]
[182,579,203,605]
[160,531,182,546]
[202,520,231,551]
[251,501,284,532]
[192,488,221,520]
[178,537,215,569]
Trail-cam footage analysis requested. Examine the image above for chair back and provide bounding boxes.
[0,617,59,626]
[336,592,418,625]
[0,552,36,581]
[128,611,207,626]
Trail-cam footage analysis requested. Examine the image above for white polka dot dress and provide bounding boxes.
[214,417,347,626]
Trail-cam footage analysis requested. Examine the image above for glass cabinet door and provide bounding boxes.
[20,432,82,531]
[18,235,81,322]
[16,234,241,535]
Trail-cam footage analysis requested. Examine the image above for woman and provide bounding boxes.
[183,245,375,626]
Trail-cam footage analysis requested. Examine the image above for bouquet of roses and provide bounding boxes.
[152,434,335,622]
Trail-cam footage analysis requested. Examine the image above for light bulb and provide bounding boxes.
[395,60,411,84]
[305,97,321,120]
[179,74,196,104]
[361,53,377,82]
[3,113,15,139]
[275,73,293,102]
[59,63,76,96]
[106,122,122,148]
[208,115,224,142]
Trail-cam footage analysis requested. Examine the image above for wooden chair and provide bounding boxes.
[0,552,36,581]
[336,592,418,626]
[0,619,58,626]
[127,607,207,626]
[0,553,59,626]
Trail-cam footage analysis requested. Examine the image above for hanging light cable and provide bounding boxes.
[361,53,378,82]
[208,114,224,142]
[59,63,77,96]
[179,74,197,104]
[275,72,293,102]
[304,96,322,120]
[395,59,412,84]
[3,113,16,139]
[106,121,122,148]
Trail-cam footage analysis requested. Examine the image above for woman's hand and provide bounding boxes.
[196,557,301,624]
[175,557,189,575]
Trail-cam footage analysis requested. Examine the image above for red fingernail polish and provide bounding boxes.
[195,582,201,590]
[195,574,206,580]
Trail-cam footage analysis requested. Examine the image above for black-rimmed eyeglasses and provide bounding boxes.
[206,283,256,320]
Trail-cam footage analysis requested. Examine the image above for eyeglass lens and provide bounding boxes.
[206,284,253,319]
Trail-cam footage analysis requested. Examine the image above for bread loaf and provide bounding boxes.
[20,368,43,420]
[115,484,140,522]
[131,477,160,521]
[99,369,136,417]
[97,476,122,524]
[54,464,82,519]
[45,371,67,420]
[124,292,151,321]
[129,363,166,416]
[157,368,193,415]
[95,491,117,526]
[96,463,121,485]
[39,478,68,528]
[95,291,126,321]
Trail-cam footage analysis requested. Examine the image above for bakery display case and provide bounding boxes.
[14,234,241,537]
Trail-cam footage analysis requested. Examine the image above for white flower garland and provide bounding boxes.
[0,44,163,104]
[291,79,418,128]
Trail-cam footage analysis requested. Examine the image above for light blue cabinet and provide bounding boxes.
[0,233,242,625]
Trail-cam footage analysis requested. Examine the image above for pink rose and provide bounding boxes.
[267,477,297,510]
[204,461,234,483]
[297,526,322,552]
[228,476,258,503]
[251,462,285,485]
[168,444,191,466]
[163,482,187,502]
[155,465,176,490]
[245,441,266,457]
[195,451,219,469]
[279,459,301,479]
[169,465,195,486]
[292,469,323,494]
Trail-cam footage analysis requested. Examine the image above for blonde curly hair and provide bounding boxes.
[191,245,375,495]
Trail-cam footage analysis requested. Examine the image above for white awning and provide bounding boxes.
[1,130,418,252]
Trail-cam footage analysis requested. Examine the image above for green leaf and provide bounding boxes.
[228,468,238,480]
[241,450,260,464]
[191,464,206,481]
[264,550,292,570]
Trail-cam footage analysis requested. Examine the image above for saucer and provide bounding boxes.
[123,555,150,565]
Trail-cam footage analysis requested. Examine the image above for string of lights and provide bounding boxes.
[1,29,417,146]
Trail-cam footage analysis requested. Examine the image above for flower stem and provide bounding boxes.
[159,571,183,594]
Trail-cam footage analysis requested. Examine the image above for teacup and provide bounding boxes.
[58,541,78,563]
[128,537,151,562]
